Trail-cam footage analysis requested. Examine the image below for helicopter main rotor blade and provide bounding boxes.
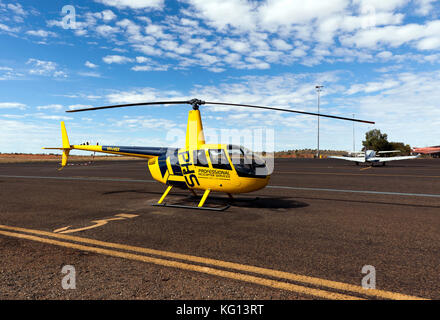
[66,100,192,113]
[64,98,374,124]
[204,101,375,124]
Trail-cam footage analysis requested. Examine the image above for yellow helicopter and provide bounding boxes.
[44,99,374,211]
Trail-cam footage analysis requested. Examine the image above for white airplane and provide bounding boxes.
[329,150,420,166]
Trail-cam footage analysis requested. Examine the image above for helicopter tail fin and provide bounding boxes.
[60,121,70,149]
[42,121,72,170]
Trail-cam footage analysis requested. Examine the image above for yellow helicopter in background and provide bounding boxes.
[44,99,374,211]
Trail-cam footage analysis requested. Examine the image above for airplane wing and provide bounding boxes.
[370,155,420,162]
[329,156,366,163]
[377,150,400,154]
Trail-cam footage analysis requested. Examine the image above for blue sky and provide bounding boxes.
[0,0,439,153]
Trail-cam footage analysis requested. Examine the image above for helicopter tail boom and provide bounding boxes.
[43,122,171,169]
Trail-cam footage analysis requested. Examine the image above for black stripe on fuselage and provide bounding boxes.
[102,146,176,157]
[169,149,183,176]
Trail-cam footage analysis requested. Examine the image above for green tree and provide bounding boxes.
[389,142,412,155]
[362,129,391,151]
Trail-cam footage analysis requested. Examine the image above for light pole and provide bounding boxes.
[353,113,355,153]
[315,85,323,158]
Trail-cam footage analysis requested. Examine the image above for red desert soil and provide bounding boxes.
[0,152,333,163]
[0,153,139,163]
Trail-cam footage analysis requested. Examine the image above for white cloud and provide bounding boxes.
[32,0,440,75]
[346,79,400,95]
[0,66,24,81]
[377,50,393,59]
[131,65,153,71]
[26,30,57,38]
[102,55,134,64]
[132,57,169,71]
[7,3,26,16]
[39,1,438,73]
[36,115,73,121]
[188,70,440,148]
[145,23,167,38]
[115,117,177,130]
[131,65,168,71]
[272,39,292,50]
[159,40,192,55]
[78,71,102,78]
[224,38,250,53]
[258,0,349,29]
[36,104,64,111]
[116,19,144,41]
[68,104,92,110]
[414,0,438,16]
[135,56,150,63]
[105,88,183,104]
[101,10,117,21]
[194,53,219,65]
[417,37,440,50]
[133,44,163,56]
[26,59,67,78]
[352,0,409,12]
[94,0,164,10]
[185,0,256,31]
[85,61,98,69]
[0,120,57,153]
[340,20,440,49]
[0,102,26,109]
[0,23,20,33]
[0,114,26,119]
[350,71,440,147]
[96,25,119,37]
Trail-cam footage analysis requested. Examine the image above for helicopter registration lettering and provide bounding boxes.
[179,151,200,187]
[106,147,120,152]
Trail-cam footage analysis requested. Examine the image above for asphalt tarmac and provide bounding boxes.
[0,158,439,300]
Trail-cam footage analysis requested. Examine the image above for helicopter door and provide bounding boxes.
[206,148,240,188]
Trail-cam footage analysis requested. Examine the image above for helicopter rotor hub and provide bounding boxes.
[188,98,205,110]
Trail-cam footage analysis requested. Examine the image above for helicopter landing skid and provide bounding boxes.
[152,203,230,211]
[154,187,230,211]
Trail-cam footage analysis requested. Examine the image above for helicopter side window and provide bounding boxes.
[228,146,253,175]
[208,149,232,170]
[227,145,268,177]
[193,149,209,167]
[227,147,244,164]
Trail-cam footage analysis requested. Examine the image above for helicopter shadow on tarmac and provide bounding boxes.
[102,189,309,211]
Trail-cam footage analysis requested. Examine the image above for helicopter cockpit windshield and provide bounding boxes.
[227,145,268,177]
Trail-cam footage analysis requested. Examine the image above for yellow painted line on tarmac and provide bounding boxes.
[360,166,373,171]
[53,226,70,233]
[56,218,124,234]
[53,213,139,234]
[0,224,426,300]
[0,228,358,300]
[278,171,440,179]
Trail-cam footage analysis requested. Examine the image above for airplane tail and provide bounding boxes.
[42,121,72,169]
